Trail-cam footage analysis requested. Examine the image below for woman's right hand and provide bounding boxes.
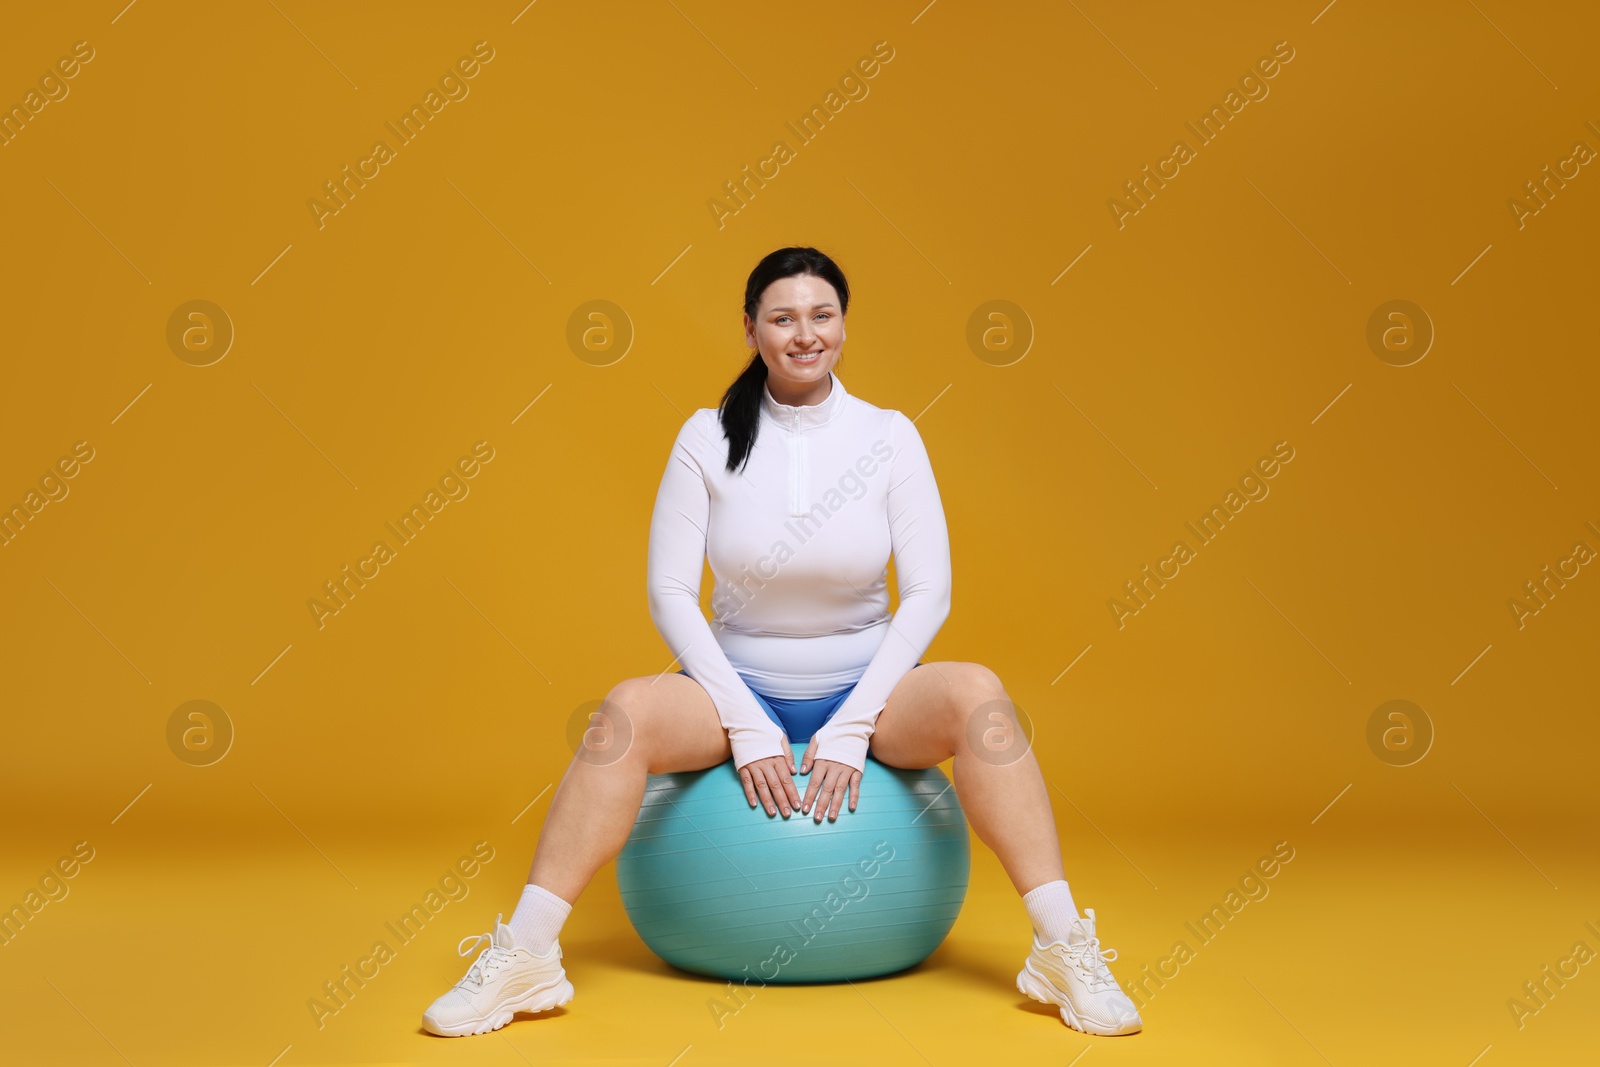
[738,736,802,817]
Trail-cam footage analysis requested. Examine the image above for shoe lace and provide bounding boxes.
[455,930,515,990]
[1065,935,1120,994]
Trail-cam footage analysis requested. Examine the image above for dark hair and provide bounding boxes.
[719,246,851,473]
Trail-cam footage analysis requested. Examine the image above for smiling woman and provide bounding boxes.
[418,245,1144,1042]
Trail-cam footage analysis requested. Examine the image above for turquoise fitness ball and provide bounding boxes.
[616,756,970,983]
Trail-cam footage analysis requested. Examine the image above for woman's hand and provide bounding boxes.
[799,737,861,823]
[738,736,802,817]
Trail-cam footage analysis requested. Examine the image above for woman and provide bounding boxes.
[421,247,1142,1039]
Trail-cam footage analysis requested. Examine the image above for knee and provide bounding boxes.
[946,662,1007,705]
[938,662,1010,747]
[604,676,655,714]
[574,677,651,765]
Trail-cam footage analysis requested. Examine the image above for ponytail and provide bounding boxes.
[718,352,769,474]
[718,246,851,474]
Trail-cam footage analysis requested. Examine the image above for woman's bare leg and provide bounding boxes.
[525,673,732,903]
[867,662,1066,896]
[870,662,1144,1035]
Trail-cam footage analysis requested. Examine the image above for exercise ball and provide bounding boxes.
[616,755,969,983]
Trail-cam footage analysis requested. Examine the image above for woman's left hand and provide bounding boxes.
[799,737,861,823]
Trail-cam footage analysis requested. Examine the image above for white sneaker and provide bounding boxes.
[421,913,574,1037]
[1016,908,1142,1036]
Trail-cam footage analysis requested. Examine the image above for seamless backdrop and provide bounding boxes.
[1,2,1596,1066]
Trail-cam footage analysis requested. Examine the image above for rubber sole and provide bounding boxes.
[423,976,575,1038]
[1017,961,1141,1036]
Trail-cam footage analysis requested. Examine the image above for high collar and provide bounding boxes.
[760,371,848,430]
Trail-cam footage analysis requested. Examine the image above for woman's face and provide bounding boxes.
[743,273,845,400]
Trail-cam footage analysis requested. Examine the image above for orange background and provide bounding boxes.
[1,2,1594,1065]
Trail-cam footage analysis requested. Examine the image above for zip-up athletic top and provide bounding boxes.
[646,371,952,774]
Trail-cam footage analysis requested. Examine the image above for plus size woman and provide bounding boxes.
[420,246,1143,1039]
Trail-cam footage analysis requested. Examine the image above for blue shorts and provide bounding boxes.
[675,663,927,747]
[674,669,851,744]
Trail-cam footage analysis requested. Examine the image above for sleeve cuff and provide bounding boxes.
[809,728,872,775]
[728,726,788,772]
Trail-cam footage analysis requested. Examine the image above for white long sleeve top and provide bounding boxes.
[646,371,952,773]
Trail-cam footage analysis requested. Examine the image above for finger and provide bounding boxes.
[780,737,796,774]
[754,764,792,818]
[800,738,818,776]
[848,770,861,813]
[827,773,847,821]
[801,765,820,814]
[777,764,801,812]
[807,768,832,815]
[740,767,757,808]
[813,769,836,823]
[752,772,777,817]
[825,778,846,821]
[769,763,795,817]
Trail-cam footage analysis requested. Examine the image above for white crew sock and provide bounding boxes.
[508,882,572,955]
[1022,879,1081,944]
